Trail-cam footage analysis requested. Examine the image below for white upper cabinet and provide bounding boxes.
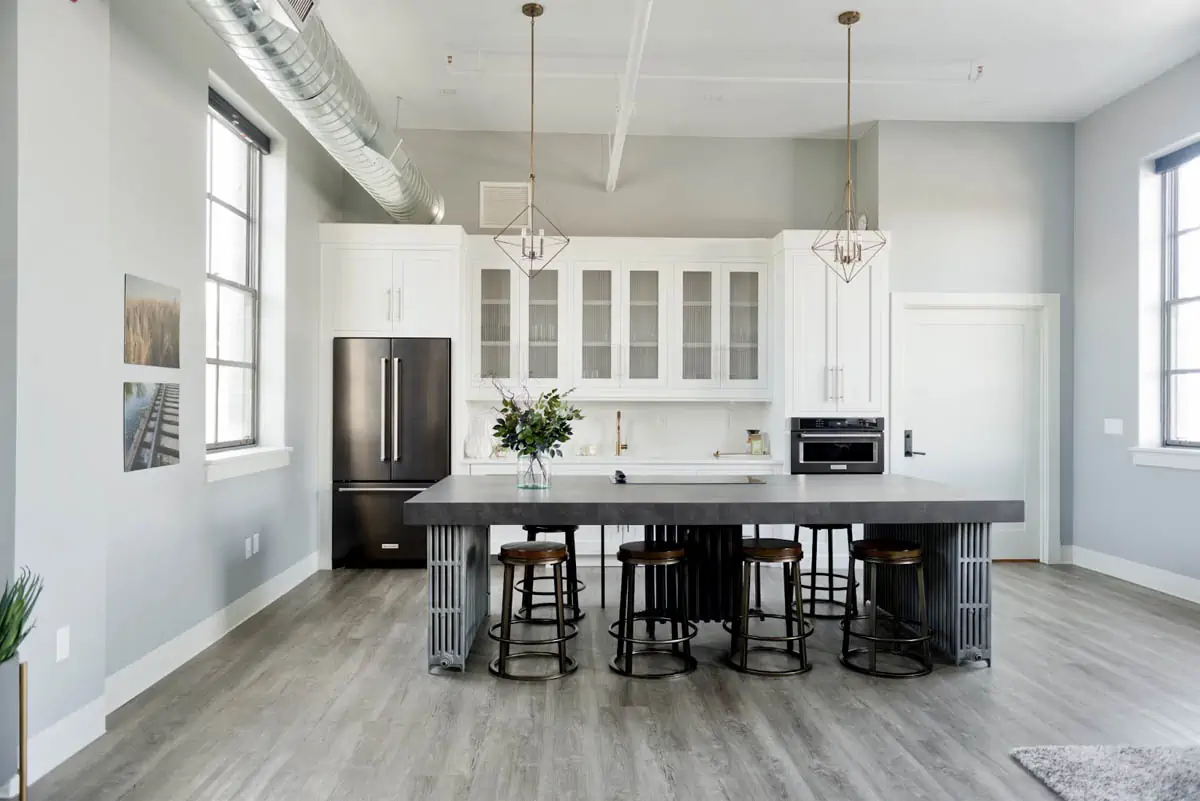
[784,239,889,416]
[473,260,520,387]
[523,265,570,391]
[673,263,723,390]
[471,259,569,391]
[621,263,669,390]
[574,262,621,391]
[723,263,768,391]
[328,247,457,338]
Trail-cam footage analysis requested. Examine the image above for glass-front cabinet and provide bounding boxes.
[575,262,620,389]
[723,263,768,391]
[523,266,568,390]
[475,263,518,386]
[621,264,669,390]
[673,264,723,390]
[472,259,567,390]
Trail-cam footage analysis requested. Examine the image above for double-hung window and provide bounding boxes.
[1159,143,1200,447]
[205,89,270,450]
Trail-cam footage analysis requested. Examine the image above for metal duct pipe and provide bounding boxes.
[187,0,445,224]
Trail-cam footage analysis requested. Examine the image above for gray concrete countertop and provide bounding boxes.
[404,474,1024,526]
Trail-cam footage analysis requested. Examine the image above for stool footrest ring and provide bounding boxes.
[489,651,578,681]
[487,620,579,647]
[608,618,698,648]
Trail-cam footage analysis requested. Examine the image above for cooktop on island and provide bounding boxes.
[610,470,765,485]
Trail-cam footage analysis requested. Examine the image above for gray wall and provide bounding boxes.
[875,121,1076,543]
[0,0,19,781]
[342,130,849,237]
[105,0,343,675]
[855,124,880,229]
[1074,54,1200,578]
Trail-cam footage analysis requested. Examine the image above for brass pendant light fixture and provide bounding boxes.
[812,11,886,283]
[494,2,569,279]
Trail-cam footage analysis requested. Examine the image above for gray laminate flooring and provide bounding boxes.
[33,564,1200,801]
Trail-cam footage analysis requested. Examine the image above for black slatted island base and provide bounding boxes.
[403,474,1024,673]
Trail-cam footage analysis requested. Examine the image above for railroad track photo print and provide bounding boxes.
[123,382,181,472]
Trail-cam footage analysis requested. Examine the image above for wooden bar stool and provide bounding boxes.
[840,539,933,679]
[488,541,578,681]
[795,524,855,620]
[609,542,698,679]
[515,525,585,624]
[725,538,813,676]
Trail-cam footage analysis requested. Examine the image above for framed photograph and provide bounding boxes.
[124,275,181,368]
[123,382,180,472]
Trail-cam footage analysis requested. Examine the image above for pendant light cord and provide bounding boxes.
[845,20,852,218]
[529,10,536,210]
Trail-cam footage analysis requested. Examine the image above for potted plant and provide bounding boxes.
[0,568,42,801]
[493,387,583,489]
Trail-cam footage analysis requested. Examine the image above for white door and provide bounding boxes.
[834,259,888,414]
[723,263,769,391]
[330,249,395,334]
[891,304,1043,560]
[396,251,454,338]
[574,262,622,391]
[621,263,669,390]
[792,254,839,414]
[673,263,723,390]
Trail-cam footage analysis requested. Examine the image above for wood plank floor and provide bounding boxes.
[34,564,1200,801]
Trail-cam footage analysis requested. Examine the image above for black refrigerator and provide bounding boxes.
[332,338,451,567]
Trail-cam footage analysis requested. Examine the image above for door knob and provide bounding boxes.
[903,429,926,458]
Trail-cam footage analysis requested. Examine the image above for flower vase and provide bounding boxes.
[516,452,551,489]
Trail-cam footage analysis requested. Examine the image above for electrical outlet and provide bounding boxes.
[244,537,253,559]
[56,627,69,663]
[1103,418,1124,436]
[252,532,260,554]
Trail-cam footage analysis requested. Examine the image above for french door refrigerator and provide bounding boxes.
[332,338,451,567]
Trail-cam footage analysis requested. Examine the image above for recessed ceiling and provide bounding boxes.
[319,0,1200,138]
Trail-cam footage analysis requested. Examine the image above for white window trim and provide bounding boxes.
[1129,446,1200,471]
[206,445,293,483]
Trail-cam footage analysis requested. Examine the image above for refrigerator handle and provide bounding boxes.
[393,357,401,462]
[379,358,388,462]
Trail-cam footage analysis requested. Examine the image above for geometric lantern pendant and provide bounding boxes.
[812,180,887,284]
[812,10,886,284]
[493,203,569,280]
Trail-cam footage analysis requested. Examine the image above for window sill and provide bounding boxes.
[1129,446,1200,472]
[206,445,293,483]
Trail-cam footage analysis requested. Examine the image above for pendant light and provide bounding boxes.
[812,11,886,283]
[494,2,569,279]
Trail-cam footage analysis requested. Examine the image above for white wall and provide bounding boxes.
[342,130,849,238]
[875,121,1076,542]
[1073,54,1200,579]
[5,0,347,777]
[856,123,880,229]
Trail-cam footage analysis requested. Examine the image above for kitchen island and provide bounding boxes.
[403,474,1024,673]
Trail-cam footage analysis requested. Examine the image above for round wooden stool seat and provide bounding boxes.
[499,541,568,566]
[742,538,804,562]
[617,541,685,565]
[851,539,922,563]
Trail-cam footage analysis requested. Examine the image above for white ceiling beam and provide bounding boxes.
[606,0,654,193]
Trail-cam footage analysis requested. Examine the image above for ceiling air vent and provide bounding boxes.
[479,181,531,230]
[260,0,317,31]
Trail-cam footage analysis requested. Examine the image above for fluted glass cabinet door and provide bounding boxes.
[477,266,515,382]
[724,263,768,389]
[674,264,722,388]
[622,266,667,387]
[526,268,560,383]
[576,263,621,388]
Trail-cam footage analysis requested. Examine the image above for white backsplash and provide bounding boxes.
[465,400,774,460]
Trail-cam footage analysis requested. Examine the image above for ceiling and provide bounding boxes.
[318,0,1200,139]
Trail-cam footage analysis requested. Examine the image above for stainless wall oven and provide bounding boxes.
[789,418,885,474]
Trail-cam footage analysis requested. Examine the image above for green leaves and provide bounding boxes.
[492,386,584,458]
[0,567,43,664]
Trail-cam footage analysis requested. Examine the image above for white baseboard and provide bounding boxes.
[104,551,319,716]
[2,696,105,797]
[1065,545,1200,605]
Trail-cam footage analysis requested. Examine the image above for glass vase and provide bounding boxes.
[516,452,551,490]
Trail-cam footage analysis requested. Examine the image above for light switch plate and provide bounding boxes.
[245,537,253,559]
[1103,418,1124,436]
[56,627,69,662]
[252,532,260,554]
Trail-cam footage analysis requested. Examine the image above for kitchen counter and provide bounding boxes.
[405,474,1022,526]
[410,475,1021,672]
[462,456,784,466]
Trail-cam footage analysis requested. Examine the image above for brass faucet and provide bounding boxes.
[616,410,628,456]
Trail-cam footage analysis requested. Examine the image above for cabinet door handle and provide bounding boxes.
[394,286,402,323]
[386,289,392,322]
[837,366,845,401]
[827,367,836,401]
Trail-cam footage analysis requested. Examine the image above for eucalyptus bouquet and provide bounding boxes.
[0,568,43,664]
[493,386,583,488]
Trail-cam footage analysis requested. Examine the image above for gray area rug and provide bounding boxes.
[1011,746,1200,801]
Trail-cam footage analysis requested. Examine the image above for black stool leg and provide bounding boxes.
[600,525,606,609]
[738,560,752,668]
[565,528,581,618]
[809,526,819,617]
[793,560,809,669]
[552,562,568,675]
[917,561,932,670]
[753,525,763,621]
[520,528,536,618]
[826,528,836,606]
[841,556,855,661]
[867,561,879,674]
[845,527,857,615]
[624,564,637,676]
[499,563,515,674]
[783,561,795,654]
[680,561,693,661]
[615,562,630,665]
